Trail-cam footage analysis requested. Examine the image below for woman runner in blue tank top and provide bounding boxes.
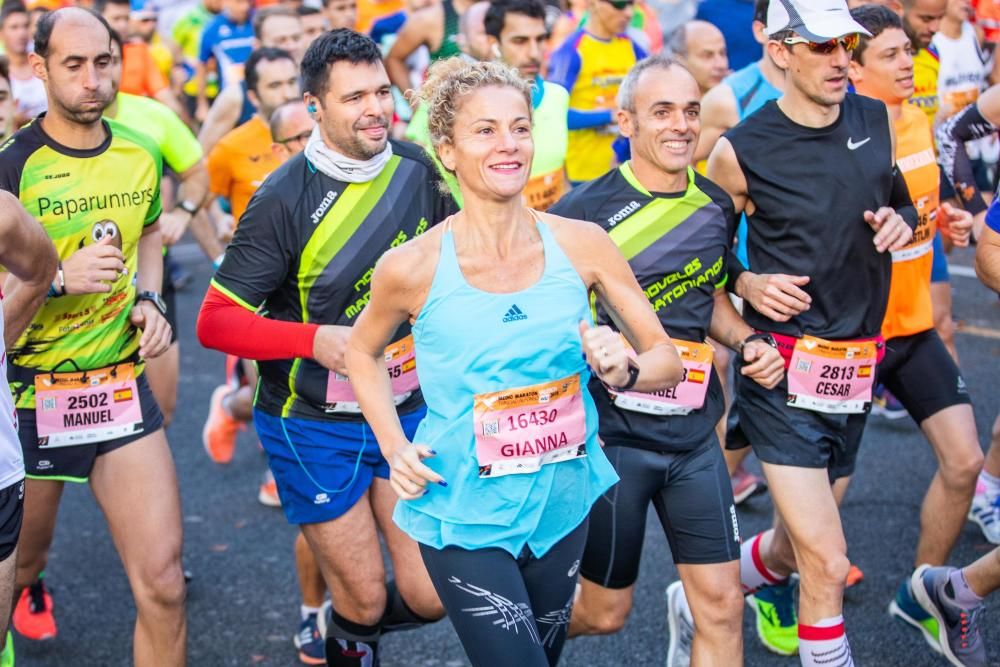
[345,59,683,666]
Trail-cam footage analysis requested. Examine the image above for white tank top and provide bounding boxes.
[933,22,998,161]
[10,74,47,121]
[0,296,24,489]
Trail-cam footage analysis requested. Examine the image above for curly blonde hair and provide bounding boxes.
[411,58,533,152]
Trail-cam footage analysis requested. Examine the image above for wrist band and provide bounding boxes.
[212,253,225,270]
[49,261,65,298]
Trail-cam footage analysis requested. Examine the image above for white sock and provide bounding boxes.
[301,604,321,621]
[740,531,788,594]
[978,470,1000,499]
[798,615,853,667]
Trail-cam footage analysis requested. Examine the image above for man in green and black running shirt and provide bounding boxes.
[198,30,454,666]
[553,56,785,665]
[0,8,186,666]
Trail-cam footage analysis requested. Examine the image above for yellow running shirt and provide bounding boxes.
[907,46,940,128]
[0,118,162,408]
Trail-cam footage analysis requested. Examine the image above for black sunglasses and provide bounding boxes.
[277,130,312,146]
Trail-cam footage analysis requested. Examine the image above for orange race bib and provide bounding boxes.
[522,169,567,211]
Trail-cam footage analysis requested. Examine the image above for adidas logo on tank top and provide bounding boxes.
[502,305,527,323]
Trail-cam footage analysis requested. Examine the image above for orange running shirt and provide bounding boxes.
[883,104,938,341]
[208,116,282,224]
[120,41,169,98]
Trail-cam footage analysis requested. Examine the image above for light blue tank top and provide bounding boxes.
[725,62,781,267]
[393,219,619,557]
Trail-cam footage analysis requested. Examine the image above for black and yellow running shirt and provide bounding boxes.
[550,164,736,452]
[212,140,456,422]
[0,117,162,410]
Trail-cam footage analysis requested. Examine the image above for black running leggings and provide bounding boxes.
[418,519,588,667]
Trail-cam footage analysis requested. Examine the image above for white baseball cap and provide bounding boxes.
[766,0,872,41]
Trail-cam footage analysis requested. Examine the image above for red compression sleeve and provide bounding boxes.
[197,285,319,360]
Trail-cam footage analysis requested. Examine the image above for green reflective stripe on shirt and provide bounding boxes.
[610,164,711,260]
[619,161,652,197]
[280,155,402,417]
[210,277,258,311]
[297,156,402,322]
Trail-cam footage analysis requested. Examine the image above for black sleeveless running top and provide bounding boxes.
[725,93,895,340]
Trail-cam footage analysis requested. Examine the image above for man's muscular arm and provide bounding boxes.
[0,192,59,347]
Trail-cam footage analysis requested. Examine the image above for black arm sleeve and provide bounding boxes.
[935,103,996,216]
[889,166,919,230]
[726,250,748,294]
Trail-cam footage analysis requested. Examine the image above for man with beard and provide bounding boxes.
[197,29,455,666]
[0,7,184,666]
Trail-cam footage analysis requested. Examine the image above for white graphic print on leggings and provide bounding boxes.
[450,576,574,647]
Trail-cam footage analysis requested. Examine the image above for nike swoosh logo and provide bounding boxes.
[847,137,871,150]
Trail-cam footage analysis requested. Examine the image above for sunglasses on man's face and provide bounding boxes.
[277,130,312,146]
[782,33,860,54]
[600,0,635,11]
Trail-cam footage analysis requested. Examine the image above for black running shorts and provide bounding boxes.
[0,479,24,562]
[878,329,971,424]
[19,373,163,482]
[736,359,868,481]
[581,439,740,589]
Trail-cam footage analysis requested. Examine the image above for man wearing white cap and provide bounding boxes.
[704,0,919,665]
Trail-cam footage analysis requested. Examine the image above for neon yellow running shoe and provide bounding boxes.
[888,575,942,655]
[1,631,15,667]
[747,581,799,656]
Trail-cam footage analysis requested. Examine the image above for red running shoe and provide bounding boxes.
[13,578,56,641]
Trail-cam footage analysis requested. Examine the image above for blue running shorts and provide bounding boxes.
[254,407,426,525]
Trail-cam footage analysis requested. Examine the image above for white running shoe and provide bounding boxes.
[666,581,693,667]
[967,492,1000,545]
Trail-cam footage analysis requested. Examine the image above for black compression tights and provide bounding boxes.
[418,519,588,667]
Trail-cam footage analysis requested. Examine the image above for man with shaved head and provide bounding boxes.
[270,100,315,161]
[669,20,731,95]
[0,7,186,665]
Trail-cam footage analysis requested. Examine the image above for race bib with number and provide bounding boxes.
[325,335,418,413]
[786,336,877,414]
[523,169,566,211]
[473,374,587,478]
[891,207,936,263]
[35,363,143,448]
[608,339,714,416]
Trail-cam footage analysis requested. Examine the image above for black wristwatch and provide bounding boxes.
[737,332,777,354]
[176,199,198,216]
[136,290,167,317]
[614,358,641,391]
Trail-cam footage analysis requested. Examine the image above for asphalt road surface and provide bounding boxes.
[15,246,1000,667]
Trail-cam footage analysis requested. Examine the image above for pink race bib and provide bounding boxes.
[325,335,419,413]
[786,336,877,414]
[34,363,143,448]
[608,339,713,416]
[473,374,587,478]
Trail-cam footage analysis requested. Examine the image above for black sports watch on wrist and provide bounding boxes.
[737,332,777,354]
[136,290,167,317]
[613,358,641,392]
[176,199,198,216]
